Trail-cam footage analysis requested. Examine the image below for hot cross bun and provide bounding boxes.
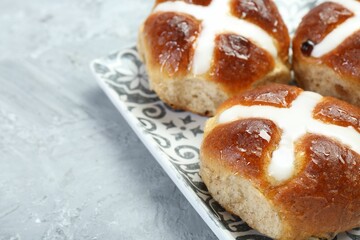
[293,0,360,107]
[138,0,291,116]
[200,84,360,239]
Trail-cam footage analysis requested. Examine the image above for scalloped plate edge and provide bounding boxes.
[90,59,236,240]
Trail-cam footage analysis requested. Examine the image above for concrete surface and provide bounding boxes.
[0,0,217,239]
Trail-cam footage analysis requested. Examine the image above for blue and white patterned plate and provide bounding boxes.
[90,0,360,239]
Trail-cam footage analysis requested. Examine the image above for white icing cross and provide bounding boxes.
[153,0,277,75]
[218,91,360,182]
[312,0,360,57]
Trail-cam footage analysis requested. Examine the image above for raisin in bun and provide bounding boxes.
[200,84,360,239]
[293,0,360,107]
[138,0,290,116]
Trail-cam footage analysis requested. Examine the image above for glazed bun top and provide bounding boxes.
[205,84,360,183]
[142,0,290,95]
[293,0,360,81]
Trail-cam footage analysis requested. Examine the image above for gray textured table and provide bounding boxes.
[0,1,216,239]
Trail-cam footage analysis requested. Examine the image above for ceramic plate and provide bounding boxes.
[90,0,360,239]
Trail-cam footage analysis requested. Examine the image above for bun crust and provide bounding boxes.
[200,84,360,239]
[293,1,360,107]
[138,0,290,116]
